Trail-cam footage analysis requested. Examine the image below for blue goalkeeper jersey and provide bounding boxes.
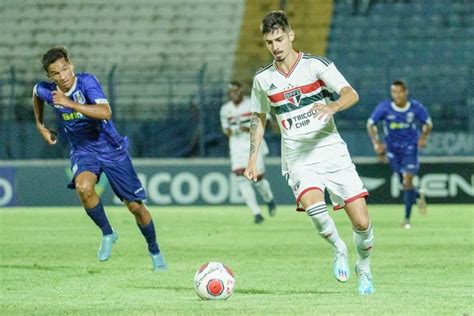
[34,73,127,160]
[368,99,432,148]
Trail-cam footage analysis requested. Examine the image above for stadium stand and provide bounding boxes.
[0,0,244,119]
[0,0,472,159]
[328,0,473,131]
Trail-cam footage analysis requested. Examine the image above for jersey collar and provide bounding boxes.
[57,76,78,96]
[274,51,302,78]
[390,101,411,112]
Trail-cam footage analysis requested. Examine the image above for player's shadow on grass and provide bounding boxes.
[236,288,340,295]
[135,285,338,295]
[1,263,101,275]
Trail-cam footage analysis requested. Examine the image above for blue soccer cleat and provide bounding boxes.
[150,252,168,272]
[333,249,350,282]
[356,265,375,295]
[267,200,277,217]
[98,231,118,261]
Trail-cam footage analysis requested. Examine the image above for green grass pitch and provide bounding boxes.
[1,205,472,315]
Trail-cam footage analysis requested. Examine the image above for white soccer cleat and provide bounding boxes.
[356,265,375,295]
[333,249,350,282]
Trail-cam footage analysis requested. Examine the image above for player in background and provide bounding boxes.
[367,80,432,229]
[220,81,276,224]
[244,11,375,295]
[32,47,167,271]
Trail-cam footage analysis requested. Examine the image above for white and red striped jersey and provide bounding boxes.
[220,96,268,167]
[251,52,352,174]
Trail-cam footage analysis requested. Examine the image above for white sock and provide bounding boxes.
[306,202,346,252]
[238,178,262,216]
[253,178,274,203]
[353,223,374,272]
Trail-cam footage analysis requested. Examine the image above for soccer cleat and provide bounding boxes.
[333,249,350,282]
[267,200,277,217]
[417,189,428,215]
[400,221,411,229]
[356,265,375,295]
[254,214,264,224]
[98,231,118,261]
[150,253,168,272]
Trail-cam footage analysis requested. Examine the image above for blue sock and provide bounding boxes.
[137,220,160,255]
[85,200,113,236]
[403,189,417,220]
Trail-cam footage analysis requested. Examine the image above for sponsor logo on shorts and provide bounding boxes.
[292,180,301,195]
[134,187,144,194]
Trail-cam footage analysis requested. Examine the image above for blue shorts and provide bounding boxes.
[386,145,419,175]
[68,152,146,202]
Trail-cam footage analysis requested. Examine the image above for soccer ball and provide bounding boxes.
[194,262,235,300]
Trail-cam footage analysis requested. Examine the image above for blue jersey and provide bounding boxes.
[34,73,127,160]
[368,99,431,148]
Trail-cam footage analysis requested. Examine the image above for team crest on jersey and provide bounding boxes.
[73,91,86,104]
[284,88,302,107]
[406,112,414,123]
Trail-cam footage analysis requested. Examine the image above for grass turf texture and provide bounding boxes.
[1,205,472,315]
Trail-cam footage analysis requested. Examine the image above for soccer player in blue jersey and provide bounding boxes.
[367,80,432,229]
[32,47,167,271]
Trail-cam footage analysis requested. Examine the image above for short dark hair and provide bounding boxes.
[42,47,70,72]
[260,10,291,35]
[228,81,242,89]
[391,80,408,90]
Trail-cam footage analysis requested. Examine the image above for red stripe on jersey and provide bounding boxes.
[228,112,252,120]
[267,79,326,103]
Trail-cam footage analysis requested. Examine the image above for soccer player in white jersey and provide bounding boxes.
[244,11,375,295]
[221,81,276,224]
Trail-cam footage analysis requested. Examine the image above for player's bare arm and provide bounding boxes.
[33,92,57,145]
[52,90,112,120]
[367,120,386,162]
[312,86,359,121]
[418,122,432,148]
[244,112,266,181]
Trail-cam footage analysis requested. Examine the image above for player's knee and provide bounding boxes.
[402,175,414,189]
[353,219,370,232]
[127,201,144,215]
[75,182,95,200]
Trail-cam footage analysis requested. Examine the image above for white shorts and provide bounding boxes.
[286,154,368,211]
